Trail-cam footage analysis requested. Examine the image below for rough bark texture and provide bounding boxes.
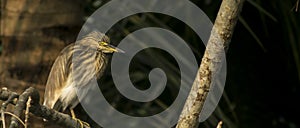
[176,0,245,127]
[0,87,90,128]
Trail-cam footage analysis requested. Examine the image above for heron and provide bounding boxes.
[43,31,123,127]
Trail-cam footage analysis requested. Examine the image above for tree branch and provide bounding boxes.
[0,87,90,128]
[176,0,245,127]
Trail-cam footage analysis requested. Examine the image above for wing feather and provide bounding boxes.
[43,44,74,109]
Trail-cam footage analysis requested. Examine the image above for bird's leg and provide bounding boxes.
[70,109,90,128]
[70,109,76,119]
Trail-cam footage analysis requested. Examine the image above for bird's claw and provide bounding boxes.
[72,117,90,128]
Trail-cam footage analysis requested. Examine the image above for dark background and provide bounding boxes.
[0,0,299,128]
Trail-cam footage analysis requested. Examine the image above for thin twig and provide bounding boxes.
[1,103,6,128]
[296,0,299,12]
[1,87,19,128]
[216,121,223,128]
[4,112,26,127]
[25,96,32,128]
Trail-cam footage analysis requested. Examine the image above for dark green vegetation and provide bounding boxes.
[95,0,300,127]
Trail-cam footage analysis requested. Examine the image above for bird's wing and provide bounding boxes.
[43,44,74,109]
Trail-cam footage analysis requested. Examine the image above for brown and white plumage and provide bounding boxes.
[43,31,122,113]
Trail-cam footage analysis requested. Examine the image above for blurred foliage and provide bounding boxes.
[0,43,2,54]
[100,12,204,115]
[78,0,300,128]
[0,37,2,54]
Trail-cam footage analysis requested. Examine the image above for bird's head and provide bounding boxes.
[98,41,124,53]
[83,31,124,53]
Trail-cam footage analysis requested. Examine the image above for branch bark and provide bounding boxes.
[0,87,90,128]
[176,0,245,127]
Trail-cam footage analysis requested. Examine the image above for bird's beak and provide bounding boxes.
[106,44,125,53]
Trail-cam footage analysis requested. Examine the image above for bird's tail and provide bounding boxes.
[53,99,63,112]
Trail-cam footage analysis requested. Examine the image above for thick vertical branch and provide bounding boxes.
[176,0,245,128]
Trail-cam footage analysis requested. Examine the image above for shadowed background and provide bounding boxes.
[0,0,299,128]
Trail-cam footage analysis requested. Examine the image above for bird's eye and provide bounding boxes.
[100,41,108,46]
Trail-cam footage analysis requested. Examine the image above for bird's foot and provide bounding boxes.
[72,117,90,128]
